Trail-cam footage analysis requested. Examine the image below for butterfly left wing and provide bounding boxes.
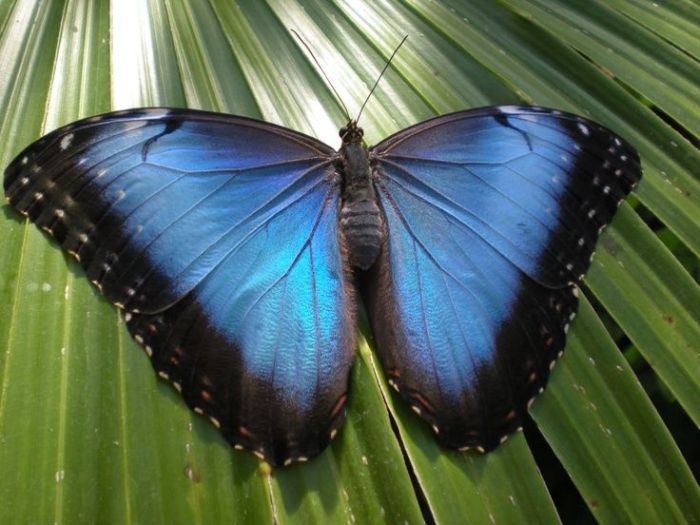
[4,109,355,466]
[368,106,641,451]
[123,185,354,466]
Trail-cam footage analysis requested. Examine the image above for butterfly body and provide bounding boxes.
[3,106,641,466]
[338,121,385,270]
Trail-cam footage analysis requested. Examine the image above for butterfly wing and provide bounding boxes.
[4,109,355,466]
[368,106,641,451]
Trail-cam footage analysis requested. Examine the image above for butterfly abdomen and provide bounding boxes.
[340,197,385,270]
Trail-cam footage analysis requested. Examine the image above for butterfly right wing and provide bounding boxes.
[367,107,641,451]
[4,109,356,465]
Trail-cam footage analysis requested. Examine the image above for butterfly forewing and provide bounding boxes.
[4,109,356,466]
[368,106,641,450]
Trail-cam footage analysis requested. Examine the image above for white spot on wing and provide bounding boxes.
[60,133,74,150]
[577,122,590,136]
[499,106,521,115]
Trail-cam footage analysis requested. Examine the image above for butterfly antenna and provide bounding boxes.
[290,29,351,122]
[355,35,408,124]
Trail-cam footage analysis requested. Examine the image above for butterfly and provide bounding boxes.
[3,104,641,466]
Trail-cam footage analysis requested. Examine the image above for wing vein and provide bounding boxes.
[412,236,443,405]
[377,181,516,299]
[143,156,329,175]
[379,165,541,272]
[234,187,334,330]
[382,157,564,239]
[117,161,332,303]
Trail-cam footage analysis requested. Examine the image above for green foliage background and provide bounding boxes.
[0,1,697,523]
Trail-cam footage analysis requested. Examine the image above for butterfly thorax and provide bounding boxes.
[337,122,385,271]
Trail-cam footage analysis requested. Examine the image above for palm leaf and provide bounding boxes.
[0,1,697,523]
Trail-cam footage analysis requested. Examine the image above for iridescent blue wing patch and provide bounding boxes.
[4,109,355,466]
[368,106,641,451]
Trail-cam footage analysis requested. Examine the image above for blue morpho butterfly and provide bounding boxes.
[3,51,641,467]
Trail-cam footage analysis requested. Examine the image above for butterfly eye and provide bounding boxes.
[339,127,347,137]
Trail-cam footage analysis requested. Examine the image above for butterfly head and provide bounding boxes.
[339,121,365,146]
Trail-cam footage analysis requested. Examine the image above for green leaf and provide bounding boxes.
[502,0,700,136]
[1,1,698,523]
[531,298,699,523]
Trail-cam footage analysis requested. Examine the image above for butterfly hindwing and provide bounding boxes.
[4,109,356,465]
[368,106,641,450]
